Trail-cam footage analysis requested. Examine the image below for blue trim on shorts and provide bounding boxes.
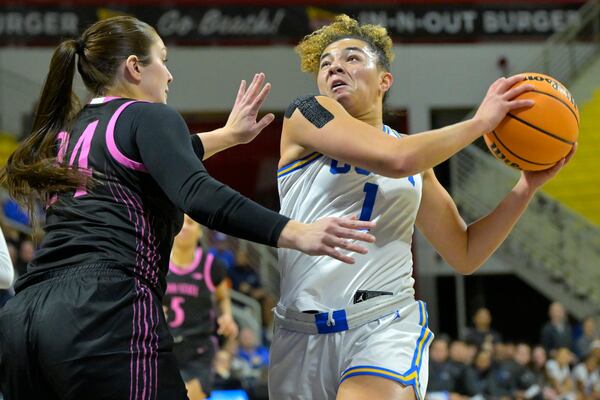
[315,310,349,334]
[339,301,433,400]
[340,365,420,400]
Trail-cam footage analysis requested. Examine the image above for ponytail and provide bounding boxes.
[1,39,86,223]
[1,16,158,227]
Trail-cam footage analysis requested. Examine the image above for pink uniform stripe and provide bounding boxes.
[106,101,148,172]
[169,248,202,275]
[204,253,216,293]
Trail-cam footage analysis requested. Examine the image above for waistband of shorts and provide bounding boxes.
[15,263,132,291]
[274,294,414,335]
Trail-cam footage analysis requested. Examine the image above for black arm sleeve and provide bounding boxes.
[130,103,289,247]
[190,134,204,160]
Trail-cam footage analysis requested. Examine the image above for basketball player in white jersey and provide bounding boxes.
[269,15,575,400]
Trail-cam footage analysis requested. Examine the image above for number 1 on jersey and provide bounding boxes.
[359,182,378,221]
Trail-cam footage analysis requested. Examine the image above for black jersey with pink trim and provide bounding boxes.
[164,248,227,340]
[17,97,289,296]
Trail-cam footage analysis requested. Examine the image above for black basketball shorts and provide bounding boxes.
[0,264,188,400]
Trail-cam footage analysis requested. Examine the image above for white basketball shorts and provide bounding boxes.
[268,299,434,400]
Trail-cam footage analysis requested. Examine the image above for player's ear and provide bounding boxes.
[380,71,393,94]
[124,55,142,83]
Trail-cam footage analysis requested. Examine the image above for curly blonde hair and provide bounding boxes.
[295,14,394,74]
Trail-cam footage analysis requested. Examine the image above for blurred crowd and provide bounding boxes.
[429,305,600,400]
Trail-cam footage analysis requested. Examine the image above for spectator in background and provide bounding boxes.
[531,345,553,399]
[572,352,600,399]
[575,317,599,360]
[465,307,502,350]
[545,347,576,400]
[462,349,496,397]
[234,327,269,400]
[541,302,573,355]
[490,342,519,398]
[209,232,236,271]
[428,335,460,395]
[229,249,262,296]
[229,248,276,334]
[513,343,543,400]
[448,340,471,395]
[236,327,269,374]
[213,350,243,392]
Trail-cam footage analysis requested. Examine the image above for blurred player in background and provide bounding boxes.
[164,216,238,400]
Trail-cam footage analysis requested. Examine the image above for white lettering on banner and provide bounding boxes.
[360,9,579,35]
[198,9,285,36]
[420,11,478,34]
[361,10,478,34]
[157,10,194,36]
[483,10,580,34]
[0,12,78,36]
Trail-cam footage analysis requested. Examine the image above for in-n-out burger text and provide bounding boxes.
[0,11,78,36]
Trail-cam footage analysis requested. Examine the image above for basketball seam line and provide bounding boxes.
[506,113,576,145]
[530,89,580,126]
[492,130,556,166]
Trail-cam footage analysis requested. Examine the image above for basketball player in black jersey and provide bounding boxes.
[165,215,238,400]
[0,16,376,400]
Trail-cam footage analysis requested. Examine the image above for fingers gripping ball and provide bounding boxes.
[484,73,579,171]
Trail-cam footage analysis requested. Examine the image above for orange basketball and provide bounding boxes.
[483,72,579,171]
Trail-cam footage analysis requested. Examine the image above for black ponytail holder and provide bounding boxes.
[75,39,85,55]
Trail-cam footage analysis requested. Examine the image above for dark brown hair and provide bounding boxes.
[1,16,158,222]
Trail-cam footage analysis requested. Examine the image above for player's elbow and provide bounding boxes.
[452,260,481,275]
[386,153,421,179]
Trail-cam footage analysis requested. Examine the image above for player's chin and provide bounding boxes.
[158,91,168,104]
[333,92,356,110]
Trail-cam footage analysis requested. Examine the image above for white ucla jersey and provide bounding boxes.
[277,125,423,311]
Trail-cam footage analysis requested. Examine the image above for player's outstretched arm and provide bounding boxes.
[282,75,534,178]
[278,217,376,264]
[416,147,575,275]
[134,102,375,263]
[196,73,275,160]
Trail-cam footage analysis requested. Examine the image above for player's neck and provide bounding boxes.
[103,84,145,102]
[171,245,197,268]
[352,107,384,130]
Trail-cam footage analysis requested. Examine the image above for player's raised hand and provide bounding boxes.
[521,142,577,190]
[474,74,536,133]
[278,217,376,264]
[224,73,275,145]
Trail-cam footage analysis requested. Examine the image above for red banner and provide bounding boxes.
[0,2,587,46]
